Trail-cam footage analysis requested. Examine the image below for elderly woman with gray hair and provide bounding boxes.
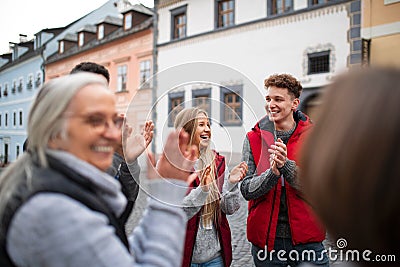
[0,73,197,267]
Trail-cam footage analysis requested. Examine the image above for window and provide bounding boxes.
[35,72,42,88]
[117,65,127,92]
[168,92,185,126]
[269,0,293,15]
[98,25,105,40]
[59,41,65,53]
[216,0,234,28]
[78,32,84,47]
[3,83,8,97]
[220,85,243,126]
[13,112,16,126]
[5,113,8,127]
[0,114,2,127]
[18,77,23,92]
[309,0,330,6]
[0,85,2,98]
[19,111,23,126]
[139,60,151,87]
[16,145,20,158]
[171,5,187,40]
[124,13,132,30]
[27,74,33,89]
[11,80,16,94]
[308,51,330,74]
[192,88,211,117]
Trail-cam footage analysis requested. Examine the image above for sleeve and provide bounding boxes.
[239,136,280,201]
[278,159,302,192]
[220,163,241,215]
[7,180,188,267]
[119,159,140,202]
[182,186,209,220]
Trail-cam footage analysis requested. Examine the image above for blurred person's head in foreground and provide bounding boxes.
[300,67,400,265]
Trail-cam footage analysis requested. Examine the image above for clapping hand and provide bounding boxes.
[228,161,248,183]
[268,138,287,176]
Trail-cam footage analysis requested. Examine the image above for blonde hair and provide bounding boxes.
[174,107,220,227]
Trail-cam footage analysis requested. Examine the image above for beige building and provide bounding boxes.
[361,0,400,66]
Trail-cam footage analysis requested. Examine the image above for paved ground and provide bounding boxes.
[125,171,338,267]
[125,171,255,267]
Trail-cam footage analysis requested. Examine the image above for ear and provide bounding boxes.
[292,98,300,111]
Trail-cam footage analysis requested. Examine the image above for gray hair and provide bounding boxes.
[0,73,108,201]
[27,72,108,167]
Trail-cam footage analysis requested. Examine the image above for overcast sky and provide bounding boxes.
[0,0,154,55]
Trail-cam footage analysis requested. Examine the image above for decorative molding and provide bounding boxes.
[159,4,347,51]
[159,0,186,8]
[302,43,336,77]
[113,56,131,64]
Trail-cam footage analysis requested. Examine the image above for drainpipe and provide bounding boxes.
[151,0,159,154]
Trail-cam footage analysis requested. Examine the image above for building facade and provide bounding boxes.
[361,0,400,66]
[46,4,154,138]
[155,0,361,163]
[0,0,123,164]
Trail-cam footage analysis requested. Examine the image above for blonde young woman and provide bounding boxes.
[174,107,248,267]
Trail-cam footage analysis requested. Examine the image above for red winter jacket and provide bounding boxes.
[182,152,232,267]
[246,111,325,251]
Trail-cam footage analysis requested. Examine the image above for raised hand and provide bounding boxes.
[228,161,248,183]
[147,129,198,184]
[268,138,287,176]
[124,120,154,163]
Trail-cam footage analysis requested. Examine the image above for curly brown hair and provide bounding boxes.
[264,73,302,99]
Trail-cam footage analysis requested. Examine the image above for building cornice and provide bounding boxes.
[158,1,351,50]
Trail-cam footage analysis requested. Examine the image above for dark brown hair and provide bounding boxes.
[264,73,302,98]
[300,67,400,262]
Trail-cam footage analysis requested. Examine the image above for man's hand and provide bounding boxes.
[124,120,154,163]
[268,138,287,176]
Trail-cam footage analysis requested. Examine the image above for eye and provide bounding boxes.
[265,97,271,102]
[86,116,104,127]
[114,117,124,129]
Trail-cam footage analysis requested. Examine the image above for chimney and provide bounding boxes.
[19,34,28,43]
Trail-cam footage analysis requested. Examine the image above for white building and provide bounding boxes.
[154,0,361,164]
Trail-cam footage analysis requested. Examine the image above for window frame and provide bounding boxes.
[215,0,235,29]
[192,88,212,118]
[268,0,294,16]
[307,50,330,75]
[139,60,152,88]
[124,13,133,30]
[219,85,243,126]
[117,65,128,92]
[168,91,185,127]
[170,5,187,40]
[98,24,105,40]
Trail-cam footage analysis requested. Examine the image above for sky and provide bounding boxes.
[0,0,154,55]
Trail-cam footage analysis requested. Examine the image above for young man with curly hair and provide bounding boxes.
[240,74,329,267]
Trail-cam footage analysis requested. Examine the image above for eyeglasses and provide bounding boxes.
[67,113,124,132]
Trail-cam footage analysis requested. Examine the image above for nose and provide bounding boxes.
[103,122,121,141]
[205,124,211,132]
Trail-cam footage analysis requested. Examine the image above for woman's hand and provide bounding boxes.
[228,161,248,183]
[147,130,198,184]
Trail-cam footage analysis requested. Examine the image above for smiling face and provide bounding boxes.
[53,83,121,171]
[193,113,211,148]
[265,86,299,130]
